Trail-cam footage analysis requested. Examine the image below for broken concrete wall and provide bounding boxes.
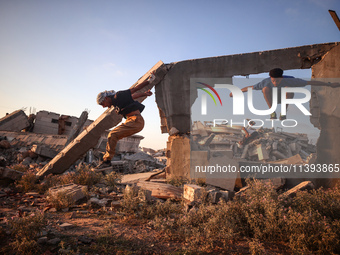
[33,111,93,136]
[155,42,340,185]
[0,110,29,132]
[310,44,340,186]
[156,42,339,134]
[166,135,191,179]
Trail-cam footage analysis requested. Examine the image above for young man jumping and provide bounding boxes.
[95,72,156,169]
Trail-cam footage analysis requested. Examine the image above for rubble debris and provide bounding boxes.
[65,110,89,146]
[48,183,88,204]
[59,222,74,230]
[169,127,180,136]
[191,121,317,163]
[31,144,58,159]
[124,152,166,173]
[0,139,11,149]
[0,167,24,181]
[88,197,110,208]
[207,190,222,204]
[121,169,165,184]
[220,190,234,202]
[282,181,315,198]
[183,184,202,202]
[136,181,182,200]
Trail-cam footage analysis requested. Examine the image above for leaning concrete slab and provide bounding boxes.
[37,61,168,178]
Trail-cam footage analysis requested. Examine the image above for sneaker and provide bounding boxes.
[279,114,286,120]
[93,160,111,170]
[270,112,277,119]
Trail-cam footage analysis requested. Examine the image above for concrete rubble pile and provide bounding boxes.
[191,120,316,164]
[0,106,167,175]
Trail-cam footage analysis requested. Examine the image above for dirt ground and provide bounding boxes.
[0,187,291,255]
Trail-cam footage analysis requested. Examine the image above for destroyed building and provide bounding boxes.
[0,109,144,164]
[154,42,340,189]
[1,42,340,191]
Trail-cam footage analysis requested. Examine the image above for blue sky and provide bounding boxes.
[0,0,339,149]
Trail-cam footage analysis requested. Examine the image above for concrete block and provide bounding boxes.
[88,197,110,207]
[115,135,144,154]
[220,190,234,202]
[136,181,182,199]
[0,167,24,180]
[138,189,152,202]
[249,144,269,160]
[183,184,202,202]
[208,190,222,204]
[48,183,87,203]
[0,110,29,132]
[31,144,58,158]
[166,135,191,179]
[0,140,11,149]
[125,184,140,196]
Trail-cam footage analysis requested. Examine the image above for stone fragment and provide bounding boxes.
[0,167,24,181]
[37,236,48,244]
[88,197,109,207]
[31,144,58,159]
[47,238,61,245]
[110,201,122,209]
[220,190,235,202]
[183,184,202,202]
[169,127,180,136]
[208,190,222,204]
[59,222,74,230]
[48,183,87,203]
[78,235,93,244]
[138,189,152,202]
[283,181,315,198]
[0,140,10,149]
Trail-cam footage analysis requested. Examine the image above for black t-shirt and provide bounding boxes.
[109,89,145,117]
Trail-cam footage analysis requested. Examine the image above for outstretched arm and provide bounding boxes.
[132,90,153,100]
[229,85,253,97]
